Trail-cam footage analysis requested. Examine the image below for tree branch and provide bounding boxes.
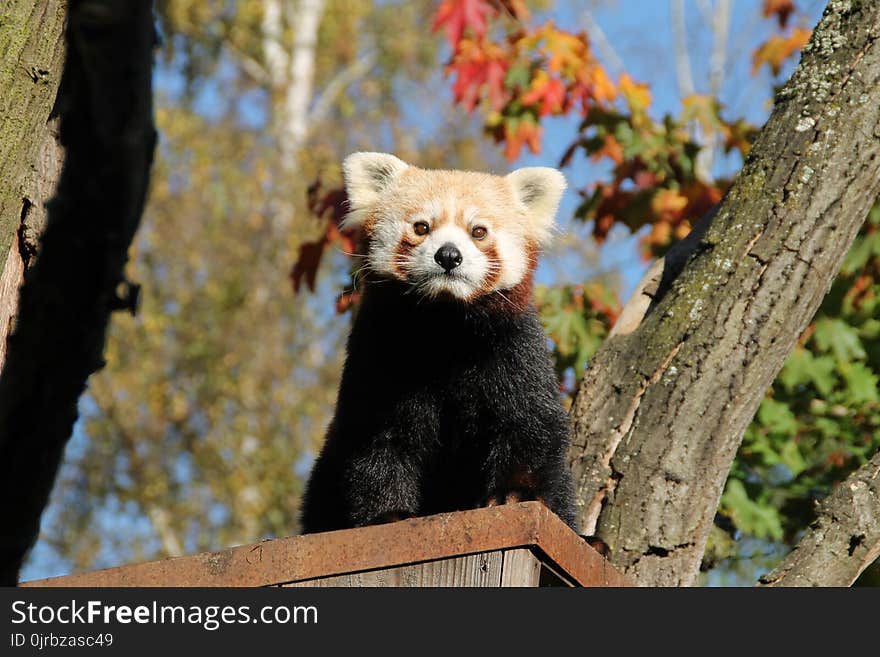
[581,10,625,76]
[758,450,880,587]
[0,0,156,584]
[670,0,696,98]
[261,0,289,89]
[307,51,376,130]
[568,1,880,586]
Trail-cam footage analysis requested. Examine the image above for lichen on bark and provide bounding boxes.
[568,0,880,586]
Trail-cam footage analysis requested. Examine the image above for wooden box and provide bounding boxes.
[22,502,631,587]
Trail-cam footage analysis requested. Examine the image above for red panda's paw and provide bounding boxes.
[363,510,417,526]
[483,490,546,508]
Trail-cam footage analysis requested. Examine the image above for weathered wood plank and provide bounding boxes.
[288,552,504,587]
[500,549,541,587]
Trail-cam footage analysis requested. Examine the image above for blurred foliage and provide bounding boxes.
[29,0,879,585]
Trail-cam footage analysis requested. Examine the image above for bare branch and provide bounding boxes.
[670,0,696,97]
[225,41,271,86]
[147,507,185,558]
[609,209,713,339]
[759,450,880,587]
[307,51,377,130]
[280,0,326,173]
[708,0,731,98]
[694,0,715,27]
[261,0,289,88]
[581,9,626,76]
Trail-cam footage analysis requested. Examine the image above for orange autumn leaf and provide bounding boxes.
[503,117,542,161]
[568,64,617,114]
[674,220,693,240]
[588,65,617,104]
[542,26,590,75]
[619,73,651,114]
[681,94,724,134]
[590,134,624,165]
[519,22,591,76]
[644,221,673,257]
[682,181,724,220]
[752,27,811,76]
[651,188,689,220]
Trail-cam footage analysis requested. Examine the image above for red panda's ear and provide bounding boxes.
[342,152,410,229]
[506,167,566,245]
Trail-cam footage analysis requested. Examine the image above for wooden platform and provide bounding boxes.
[21,502,632,587]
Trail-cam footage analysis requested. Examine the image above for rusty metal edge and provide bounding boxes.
[21,502,632,587]
[530,504,635,587]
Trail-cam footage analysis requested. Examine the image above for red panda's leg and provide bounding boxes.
[346,444,423,528]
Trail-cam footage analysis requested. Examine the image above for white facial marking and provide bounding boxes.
[410,223,489,300]
[494,229,528,290]
[367,209,406,276]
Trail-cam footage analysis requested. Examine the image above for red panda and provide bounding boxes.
[300,152,577,533]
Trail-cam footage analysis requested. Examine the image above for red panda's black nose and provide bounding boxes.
[434,243,463,272]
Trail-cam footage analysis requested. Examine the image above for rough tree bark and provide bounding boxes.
[0,1,67,369]
[758,450,880,587]
[568,0,880,586]
[0,0,156,585]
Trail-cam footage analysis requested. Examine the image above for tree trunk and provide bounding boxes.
[260,0,327,234]
[0,0,156,584]
[568,1,880,586]
[758,451,880,587]
[0,0,67,369]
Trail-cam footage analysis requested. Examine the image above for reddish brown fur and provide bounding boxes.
[478,244,502,295]
[393,239,417,278]
[481,242,539,312]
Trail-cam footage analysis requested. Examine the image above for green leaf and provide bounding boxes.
[778,440,807,477]
[757,398,798,437]
[839,362,879,404]
[840,233,876,274]
[778,349,837,396]
[813,317,866,362]
[721,479,784,541]
[504,63,531,90]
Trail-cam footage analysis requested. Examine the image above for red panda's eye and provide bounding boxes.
[413,221,430,236]
[471,226,487,240]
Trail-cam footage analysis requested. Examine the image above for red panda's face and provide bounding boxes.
[341,153,566,302]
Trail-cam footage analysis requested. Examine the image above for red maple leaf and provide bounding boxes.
[293,178,361,294]
[433,0,496,48]
[763,0,796,29]
[448,40,509,111]
[291,237,328,294]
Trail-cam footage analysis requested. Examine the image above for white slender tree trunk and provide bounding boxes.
[261,0,327,234]
[282,0,325,174]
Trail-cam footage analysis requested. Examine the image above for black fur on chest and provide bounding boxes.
[300,280,577,533]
